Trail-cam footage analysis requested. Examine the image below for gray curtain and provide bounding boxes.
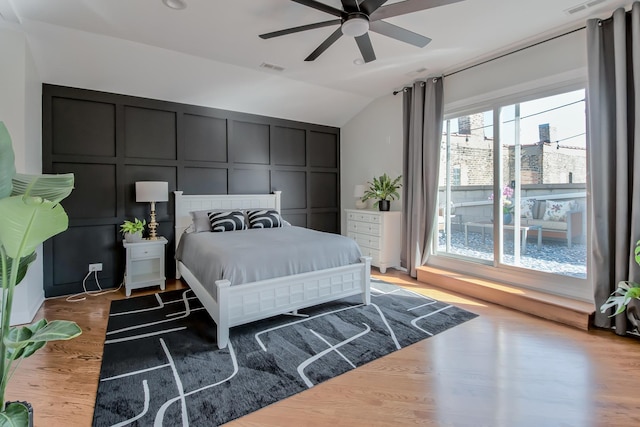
[401,79,444,278]
[587,2,640,334]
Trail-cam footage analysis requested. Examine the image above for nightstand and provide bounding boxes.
[345,209,401,273]
[122,237,167,296]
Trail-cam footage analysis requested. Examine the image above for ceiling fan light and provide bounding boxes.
[342,17,369,37]
[162,0,187,10]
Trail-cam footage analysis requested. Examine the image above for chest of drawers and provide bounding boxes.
[345,209,401,273]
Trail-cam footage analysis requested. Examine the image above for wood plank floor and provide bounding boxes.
[7,270,640,426]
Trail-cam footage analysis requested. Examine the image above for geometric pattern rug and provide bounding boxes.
[92,279,477,426]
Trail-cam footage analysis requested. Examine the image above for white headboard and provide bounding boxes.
[173,190,282,249]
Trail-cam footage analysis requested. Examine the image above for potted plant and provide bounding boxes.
[120,218,146,243]
[489,184,515,224]
[0,122,82,426]
[361,173,402,211]
[600,239,640,329]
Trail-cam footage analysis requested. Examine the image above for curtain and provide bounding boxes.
[587,2,640,334]
[401,79,444,278]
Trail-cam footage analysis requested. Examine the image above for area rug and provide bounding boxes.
[92,279,477,426]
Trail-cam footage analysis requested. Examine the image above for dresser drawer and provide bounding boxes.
[359,247,380,264]
[347,220,381,236]
[130,244,164,260]
[347,211,381,224]
[348,232,381,250]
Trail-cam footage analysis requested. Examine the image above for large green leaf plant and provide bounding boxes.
[0,122,81,426]
[600,239,640,319]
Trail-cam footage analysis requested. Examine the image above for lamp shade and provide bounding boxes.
[135,181,168,202]
[353,184,365,198]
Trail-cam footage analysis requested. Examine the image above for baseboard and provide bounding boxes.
[417,266,594,330]
[10,292,45,326]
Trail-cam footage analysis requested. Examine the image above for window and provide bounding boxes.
[432,88,587,299]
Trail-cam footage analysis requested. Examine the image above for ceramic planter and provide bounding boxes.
[124,231,143,243]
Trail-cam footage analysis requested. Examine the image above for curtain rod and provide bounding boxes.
[393,25,587,96]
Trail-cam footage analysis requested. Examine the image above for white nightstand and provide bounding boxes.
[345,209,401,273]
[123,237,167,297]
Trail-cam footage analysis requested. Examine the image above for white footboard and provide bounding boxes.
[179,257,371,349]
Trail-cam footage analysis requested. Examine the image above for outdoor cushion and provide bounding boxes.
[542,200,576,221]
[520,199,536,219]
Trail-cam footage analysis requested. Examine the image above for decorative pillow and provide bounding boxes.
[246,209,283,229]
[207,210,247,232]
[520,199,536,219]
[189,209,214,232]
[542,200,576,222]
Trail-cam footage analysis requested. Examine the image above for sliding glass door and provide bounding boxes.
[434,87,587,295]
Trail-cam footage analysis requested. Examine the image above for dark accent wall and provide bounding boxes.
[42,85,340,298]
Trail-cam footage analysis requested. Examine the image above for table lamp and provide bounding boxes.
[135,181,168,240]
[354,184,367,209]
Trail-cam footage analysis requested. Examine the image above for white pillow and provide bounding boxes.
[520,199,536,219]
[189,209,214,232]
[542,200,576,221]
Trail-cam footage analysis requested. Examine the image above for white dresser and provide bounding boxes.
[345,209,401,273]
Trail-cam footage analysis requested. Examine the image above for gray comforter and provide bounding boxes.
[175,226,363,288]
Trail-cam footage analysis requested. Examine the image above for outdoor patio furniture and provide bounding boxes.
[519,199,585,248]
[464,221,542,254]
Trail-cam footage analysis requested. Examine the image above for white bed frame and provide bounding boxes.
[174,191,371,349]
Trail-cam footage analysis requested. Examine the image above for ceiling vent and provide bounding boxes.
[405,67,428,77]
[259,62,285,72]
[565,0,607,15]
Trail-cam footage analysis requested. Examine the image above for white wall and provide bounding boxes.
[340,28,587,235]
[340,94,403,234]
[21,21,371,128]
[444,28,587,111]
[0,26,45,325]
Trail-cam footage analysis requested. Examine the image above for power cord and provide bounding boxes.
[66,270,123,302]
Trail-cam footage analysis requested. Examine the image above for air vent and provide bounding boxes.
[405,67,428,77]
[565,0,608,15]
[259,62,285,72]
[586,0,606,7]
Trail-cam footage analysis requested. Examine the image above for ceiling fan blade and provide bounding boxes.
[305,27,344,61]
[369,20,431,47]
[359,0,388,16]
[292,0,345,18]
[370,0,464,21]
[355,33,376,63]
[340,0,360,12]
[259,20,341,39]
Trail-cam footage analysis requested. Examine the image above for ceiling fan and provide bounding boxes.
[259,0,464,63]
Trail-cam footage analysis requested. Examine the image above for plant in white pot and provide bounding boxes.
[600,239,640,329]
[0,122,82,426]
[120,218,146,243]
[361,173,402,211]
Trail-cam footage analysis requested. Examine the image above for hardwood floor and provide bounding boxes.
[7,271,640,426]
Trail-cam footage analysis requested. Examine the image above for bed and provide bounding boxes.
[174,191,372,349]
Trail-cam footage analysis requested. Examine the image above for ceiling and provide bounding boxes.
[0,0,632,125]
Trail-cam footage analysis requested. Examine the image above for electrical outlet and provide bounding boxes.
[89,263,103,272]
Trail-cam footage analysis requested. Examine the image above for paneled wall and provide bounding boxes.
[42,85,340,298]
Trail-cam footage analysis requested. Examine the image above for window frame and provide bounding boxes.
[428,79,592,302]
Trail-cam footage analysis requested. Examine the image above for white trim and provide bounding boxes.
[434,81,592,302]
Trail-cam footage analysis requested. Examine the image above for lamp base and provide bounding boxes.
[148,201,159,240]
[355,199,367,209]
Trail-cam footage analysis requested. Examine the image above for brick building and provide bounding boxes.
[440,113,586,187]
